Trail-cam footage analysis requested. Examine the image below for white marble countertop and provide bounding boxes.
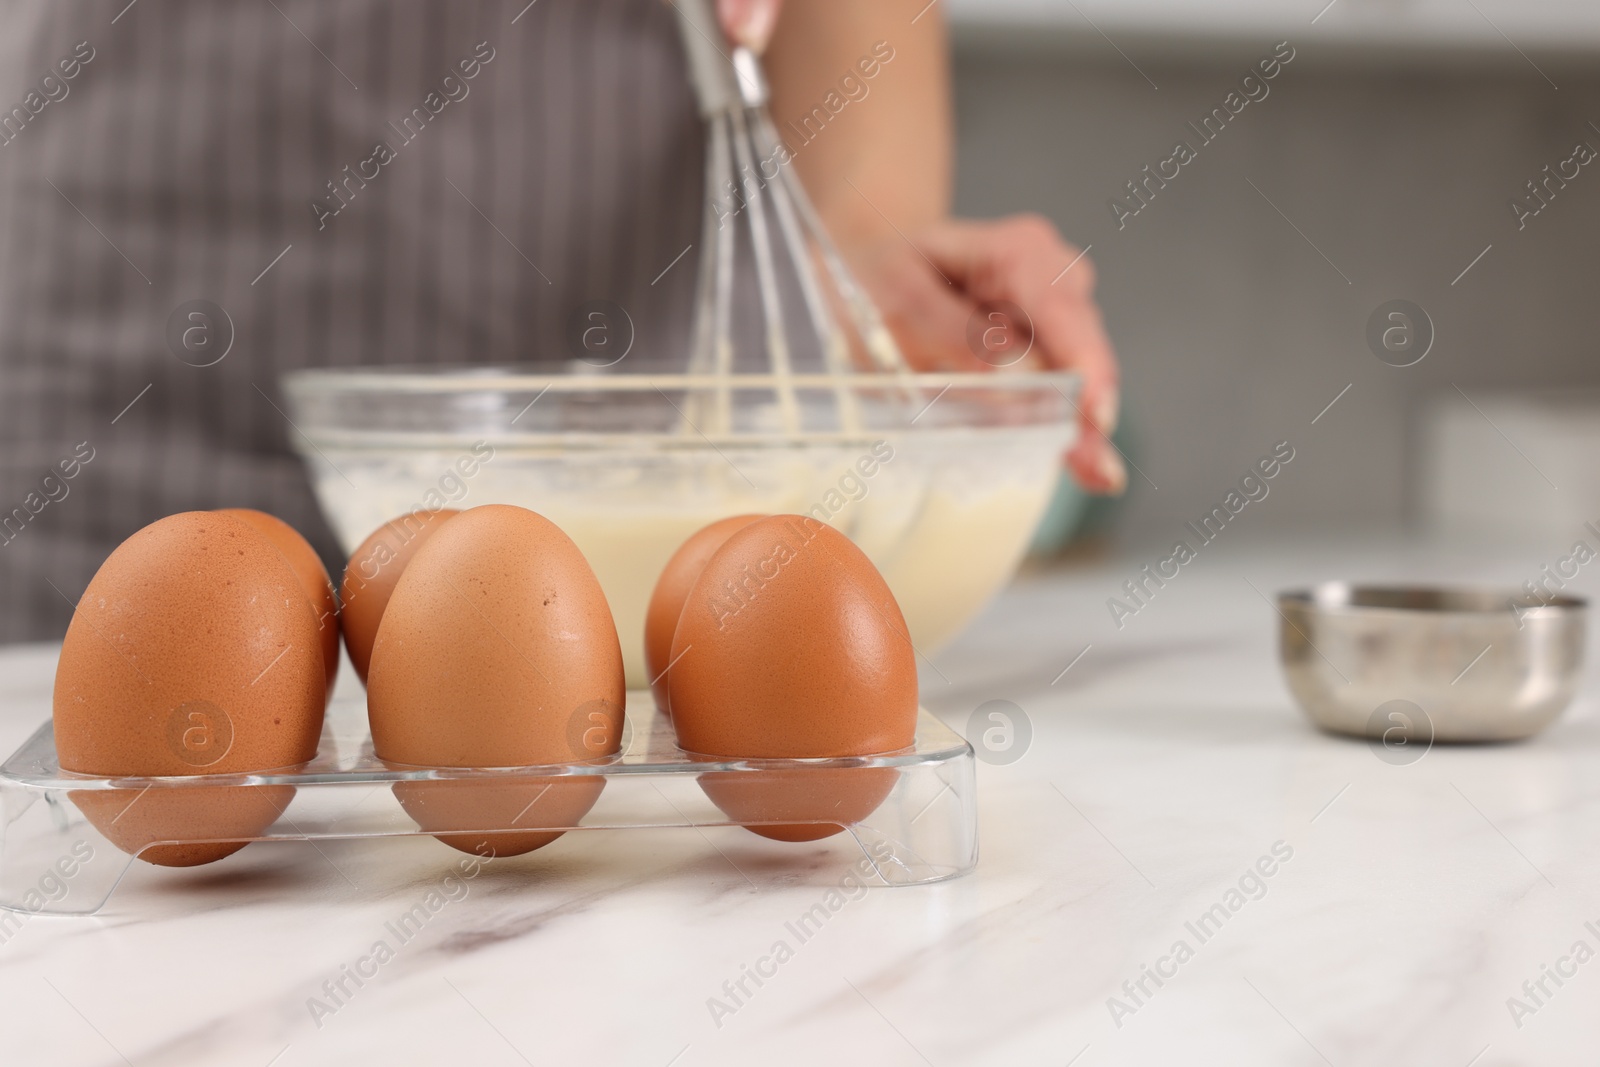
[3,531,1598,1067]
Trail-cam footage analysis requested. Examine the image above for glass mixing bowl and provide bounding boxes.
[282,366,1079,686]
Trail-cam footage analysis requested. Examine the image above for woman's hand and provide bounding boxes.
[841,216,1125,494]
[741,0,1124,493]
[717,0,783,52]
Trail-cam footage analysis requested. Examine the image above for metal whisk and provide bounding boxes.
[670,0,912,436]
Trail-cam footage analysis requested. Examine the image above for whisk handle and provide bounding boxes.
[671,0,768,115]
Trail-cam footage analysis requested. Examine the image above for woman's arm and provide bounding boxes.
[763,0,952,239]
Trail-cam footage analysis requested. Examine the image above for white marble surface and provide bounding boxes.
[4,531,1599,1067]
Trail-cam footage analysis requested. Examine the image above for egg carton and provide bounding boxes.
[0,693,976,915]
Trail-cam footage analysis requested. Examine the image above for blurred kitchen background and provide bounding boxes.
[944,0,1600,547]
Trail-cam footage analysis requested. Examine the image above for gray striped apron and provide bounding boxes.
[0,0,704,641]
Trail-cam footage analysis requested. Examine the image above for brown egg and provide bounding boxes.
[72,786,297,868]
[218,508,339,698]
[339,509,458,684]
[368,505,624,856]
[53,511,325,865]
[390,776,610,859]
[644,514,763,711]
[696,767,899,843]
[668,515,918,841]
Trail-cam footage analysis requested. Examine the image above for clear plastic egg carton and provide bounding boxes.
[0,693,977,915]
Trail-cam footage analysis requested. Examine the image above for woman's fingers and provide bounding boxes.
[716,0,783,52]
[1027,286,1124,493]
[846,236,983,372]
[916,216,1125,493]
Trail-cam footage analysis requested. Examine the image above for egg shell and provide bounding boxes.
[697,766,899,843]
[340,509,459,685]
[392,777,606,858]
[52,511,326,865]
[667,515,918,841]
[367,505,624,855]
[71,785,295,867]
[668,515,918,758]
[218,508,339,698]
[643,514,763,711]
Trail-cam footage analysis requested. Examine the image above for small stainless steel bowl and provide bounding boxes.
[1277,583,1587,743]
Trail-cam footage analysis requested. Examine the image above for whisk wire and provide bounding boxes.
[728,107,803,436]
[670,0,918,442]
